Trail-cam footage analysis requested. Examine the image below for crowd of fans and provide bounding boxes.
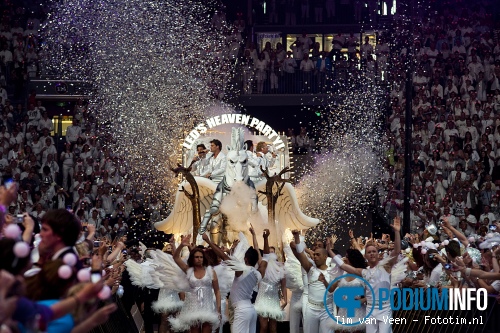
[382,0,500,241]
[0,3,168,330]
[238,32,381,95]
[0,1,170,242]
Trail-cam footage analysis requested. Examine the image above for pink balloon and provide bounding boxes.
[4,224,22,239]
[98,285,111,300]
[58,265,73,279]
[421,249,427,255]
[420,241,426,247]
[413,243,419,249]
[13,242,30,258]
[63,253,78,267]
[443,240,450,245]
[77,269,91,282]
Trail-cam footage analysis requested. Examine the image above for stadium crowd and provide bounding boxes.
[383,0,500,241]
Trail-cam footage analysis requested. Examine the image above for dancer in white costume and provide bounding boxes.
[283,245,304,333]
[332,216,402,333]
[151,242,184,333]
[170,235,221,333]
[202,231,270,333]
[290,230,335,333]
[204,247,234,333]
[329,249,367,333]
[254,246,287,333]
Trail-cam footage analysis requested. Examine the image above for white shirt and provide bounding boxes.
[300,59,315,72]
[479,212,496,225]
[247,151,263,180]
[362,265,391,306]
[296,135,310,147]
[0,50,13,63]
[298,36,313,53]
[192,157,211,177]
[307,266,332,304]
[206,151,227,183]
[229,267,261,305]
[332,35,345,50]
[38,117,53,132]
[66,125,82,143]
[360,43,373,59]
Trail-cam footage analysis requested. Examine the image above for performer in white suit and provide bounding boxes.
[245,140,264,184]
[204,139,226,183]
[290,230,335,333]
[191,144,211,177]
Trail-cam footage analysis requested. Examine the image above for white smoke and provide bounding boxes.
[220,181,265,232]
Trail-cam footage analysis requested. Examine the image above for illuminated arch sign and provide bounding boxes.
[182,114,285,150]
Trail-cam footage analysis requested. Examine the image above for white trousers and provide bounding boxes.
[62,164,74,190]
[289,291,303,333]
[366,305,392,333]
[303,303,333,333]
[232,300,257,333]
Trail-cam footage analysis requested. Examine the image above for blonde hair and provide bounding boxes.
[75,241,90,257]
[67,283,97,323]
[256,141,267,152]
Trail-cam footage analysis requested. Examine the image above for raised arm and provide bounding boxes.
[21,213,35,243]
[70,303,117,333]
[249,225,261,262]
[349,230,362,252]
[106,241,125,263]
[263,229,270,255]
[493,248,500,274]
[173,235,190,273]
[290,230,313,272]
[202,233,230,261]
[441,218,469,247]
[331,255,364,276]
[388,216,401,267]
[212,270,221,318]
[169,235,177,254]
[280,277,288,309]
[257,229,270,278]
[457,267,500,280]
[326,236,336,258]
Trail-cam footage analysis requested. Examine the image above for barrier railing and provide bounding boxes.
[235,64,388,95]
[235,66,342,95]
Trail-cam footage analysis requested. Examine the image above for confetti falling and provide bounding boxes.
[42,0,391,242]
[42,0,237,205]
[297,74,386,242]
